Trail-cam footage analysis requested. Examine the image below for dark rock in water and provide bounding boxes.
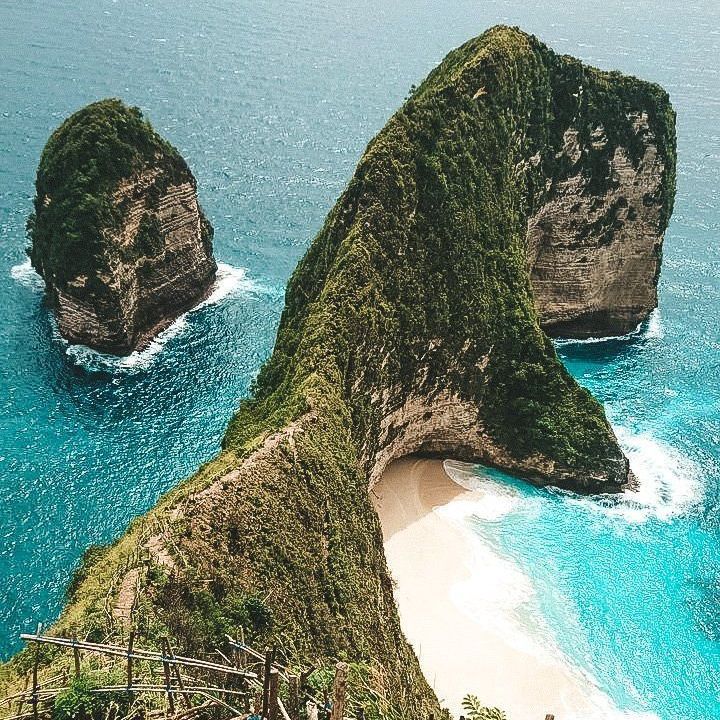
[28,98,217,355]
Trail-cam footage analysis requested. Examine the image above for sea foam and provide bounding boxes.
[554,308,663,347]
[42,262,259,373]
[438,461,658,720]
[609,426,702,522]
[10,258,44,291]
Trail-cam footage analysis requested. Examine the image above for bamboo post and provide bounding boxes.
[238,626,247,667]
[268,669,279,720]
[240,675,251,713]
[162,638,175,716]
[288,674,299,720]
[331,662,347,720]
[163,637,189,709]
[127,631,135,689]
[31,654,38,720]
[72,638,81,677]
[31,623,42,720]
[261,648,273,718]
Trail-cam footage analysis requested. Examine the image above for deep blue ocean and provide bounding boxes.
[1,1,718,718]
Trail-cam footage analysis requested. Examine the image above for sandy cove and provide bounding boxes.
[372,456,637,720]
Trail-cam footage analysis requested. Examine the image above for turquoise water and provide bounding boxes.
[1,0,718,717]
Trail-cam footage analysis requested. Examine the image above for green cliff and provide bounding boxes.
[2,26,676,718]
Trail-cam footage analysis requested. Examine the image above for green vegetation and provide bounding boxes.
[52,673,130,720]
[65,544,111,603]
[28,98,192,289]
[2,26,676,719]
[461,696,508,720]
[226,25,675,480]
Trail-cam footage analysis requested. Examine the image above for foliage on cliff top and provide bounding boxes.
[28,98,192,287]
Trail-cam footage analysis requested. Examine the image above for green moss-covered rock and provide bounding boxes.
[28,99,216,355]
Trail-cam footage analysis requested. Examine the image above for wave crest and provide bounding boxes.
[61,263,258,373]
[554,309,663,347]
[610,427,701,522]
[10,259,44,290]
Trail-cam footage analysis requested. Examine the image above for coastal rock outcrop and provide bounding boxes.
[2,28,676,719]
[527,110,673,337]
[28,99,216,355]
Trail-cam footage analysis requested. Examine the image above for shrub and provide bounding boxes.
[461,695,507,720]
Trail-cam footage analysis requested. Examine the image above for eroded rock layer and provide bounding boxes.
[528,113,671,337]
[29,99,216,355]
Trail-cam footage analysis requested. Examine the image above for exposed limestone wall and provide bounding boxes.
[47,173,216,354]
[528,113,667,337]
[364,380,628,495]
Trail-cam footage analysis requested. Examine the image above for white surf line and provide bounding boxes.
[554,309,663,347]
[11,260,264,372]
[10,258,44,290]
[441,460,660,720]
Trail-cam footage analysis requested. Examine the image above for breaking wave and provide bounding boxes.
[10,258,44,290]
[58,263,259,373]
[554,309,663,347]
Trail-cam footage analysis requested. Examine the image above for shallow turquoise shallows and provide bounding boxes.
[1,1,718,717]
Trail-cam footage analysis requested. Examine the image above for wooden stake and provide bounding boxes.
[163,637,189,709]
[31,657,38,720]
[240,675,250,713]
[331,662,348,720]
[72,638,81,678]
[261,648,274,719]
[162,638,175,716]
[268,669,279,720]
[31,623,42,720]
[127,631,135,689]
[238,626,247,667]
[288,674,299,720]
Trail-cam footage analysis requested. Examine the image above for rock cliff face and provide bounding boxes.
[28,99,216,355]
[528,113,672,337]
[3,28,676,719]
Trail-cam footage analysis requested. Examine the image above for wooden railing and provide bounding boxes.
[1,629,350,720]
[3,629,558,720]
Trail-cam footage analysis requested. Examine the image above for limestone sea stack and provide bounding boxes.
[527,85,675,338]
[28,99,216,355]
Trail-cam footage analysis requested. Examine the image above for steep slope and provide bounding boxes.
[28,99,217,355]
[2,27,675,717]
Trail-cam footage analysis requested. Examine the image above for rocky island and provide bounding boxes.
[2,27,675,718]
[28,99,216,355]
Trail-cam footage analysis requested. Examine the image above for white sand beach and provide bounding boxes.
[372,457,644,720]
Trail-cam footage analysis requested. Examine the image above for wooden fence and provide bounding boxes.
[2,629,559,720]
[1,629,351,720]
